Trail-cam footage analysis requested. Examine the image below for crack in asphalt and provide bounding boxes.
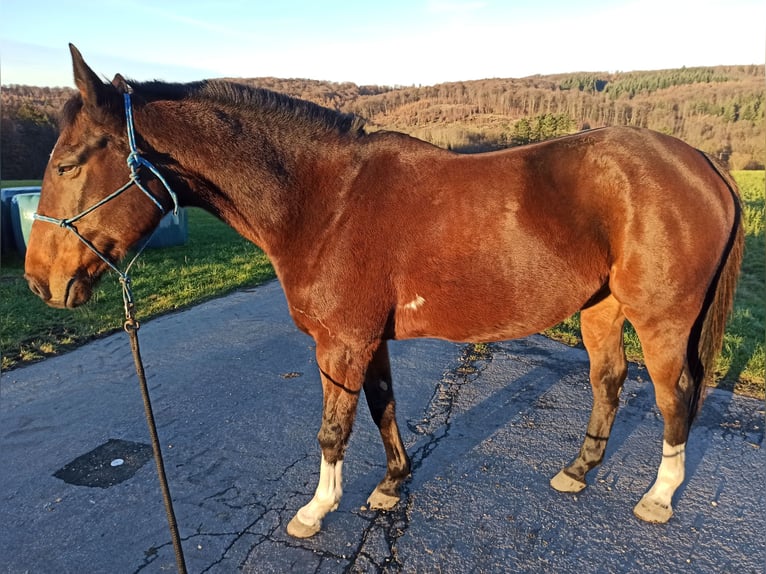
[133,454,315,573]
[341,343,496,573]
[133,344,496,573]
[195,453,318,572]
[132,495,270,574]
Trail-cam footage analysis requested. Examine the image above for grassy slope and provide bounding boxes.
[1,206,275,369]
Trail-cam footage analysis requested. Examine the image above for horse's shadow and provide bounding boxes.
[346,336,748,518]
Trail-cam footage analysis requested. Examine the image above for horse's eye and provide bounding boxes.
[57,164,77,176]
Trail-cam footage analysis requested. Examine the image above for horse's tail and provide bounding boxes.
[686,153,745,426]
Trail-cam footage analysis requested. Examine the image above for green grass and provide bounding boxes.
[2,180,41,187]
[545,171,765,398]
[2,173,764,398]
[1,203,275,370]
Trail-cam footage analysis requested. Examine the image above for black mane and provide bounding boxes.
[199,80,366,136]
[61,77,366,137]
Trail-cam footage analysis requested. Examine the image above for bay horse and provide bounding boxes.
[25,45,743,538]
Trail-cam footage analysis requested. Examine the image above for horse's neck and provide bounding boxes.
[142,104,352,259]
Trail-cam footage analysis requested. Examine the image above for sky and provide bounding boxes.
[1,0,764,88]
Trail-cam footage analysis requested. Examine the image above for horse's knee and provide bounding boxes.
[318,420,344,457]
[316,385,361,463]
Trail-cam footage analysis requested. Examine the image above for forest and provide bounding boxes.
[1,64,763,179]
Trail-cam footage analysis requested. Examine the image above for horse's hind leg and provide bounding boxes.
[362,341,411,510]
[630,328,692,523]
[551,295,627,492]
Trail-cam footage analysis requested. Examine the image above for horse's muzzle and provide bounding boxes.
[24,273,92,309]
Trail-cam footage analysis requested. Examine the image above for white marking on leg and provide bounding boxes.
[634,440,686,522]
[652,440,686,500]
[401,294,426,311]
[294,455,343,531]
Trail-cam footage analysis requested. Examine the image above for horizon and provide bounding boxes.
[1,61,762,91]
[2,1,765,89]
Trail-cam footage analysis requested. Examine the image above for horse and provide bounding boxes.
[25,45,743,539]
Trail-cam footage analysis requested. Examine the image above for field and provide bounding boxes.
[1,172,763,397]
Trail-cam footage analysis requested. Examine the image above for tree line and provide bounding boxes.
[1,65,763,179]
[1,86,70,180]
[340,65,763,165]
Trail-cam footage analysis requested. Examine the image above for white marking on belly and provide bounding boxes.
[402,294,426,311]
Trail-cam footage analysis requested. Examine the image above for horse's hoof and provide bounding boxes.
[367,487,400,510]
[633,495,673,523]
[286,515,321,538]
[550,470,586,493]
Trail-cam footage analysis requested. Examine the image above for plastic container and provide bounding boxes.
[10,192,40,257]
[145,209,188,248]
[9,191,188,256]
[2,186,40,253]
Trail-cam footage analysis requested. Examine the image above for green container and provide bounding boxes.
[10,192,188,256]
[145,209,188,248]
[2,186,40,253]
[10,192,40,256]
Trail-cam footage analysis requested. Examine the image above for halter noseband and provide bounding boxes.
[33,91,180,313]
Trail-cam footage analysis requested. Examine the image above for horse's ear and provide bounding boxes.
[69,43,116,110]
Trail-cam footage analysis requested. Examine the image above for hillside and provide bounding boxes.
[1,65,763,179]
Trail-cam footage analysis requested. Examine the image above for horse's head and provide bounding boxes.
[25,45,171,308]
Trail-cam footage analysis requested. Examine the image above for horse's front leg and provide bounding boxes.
[363,341,410,510]
[286,340,368,539]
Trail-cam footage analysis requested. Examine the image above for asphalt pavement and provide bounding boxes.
[1,280,764,573]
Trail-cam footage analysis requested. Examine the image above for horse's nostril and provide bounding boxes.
[24,274,51,301]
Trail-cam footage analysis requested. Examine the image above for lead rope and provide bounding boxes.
[121,277,188,574]
[118,91,186,572]
[34,89,188,572]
